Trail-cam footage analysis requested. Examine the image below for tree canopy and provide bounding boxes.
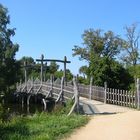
[73,28,134,89]
[0,4,19,95]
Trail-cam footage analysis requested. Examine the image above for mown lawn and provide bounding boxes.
[0,112,88,140]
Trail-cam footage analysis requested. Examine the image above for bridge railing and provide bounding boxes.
[77,81,139,109]
[16,77,80,115]
[16,77,77,100]
[78,84,105,102]
[106,88,136,108]
[16,77,140,110]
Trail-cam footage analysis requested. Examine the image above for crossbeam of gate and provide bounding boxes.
[36,55,71,84]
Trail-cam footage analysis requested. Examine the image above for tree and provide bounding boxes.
[19,56,35,80]
[49,62,59,75]
[79,65,88,78]
[122,23,140,66]
[20,56,34,65]
[0,4,19,95]
[73,28,131,89]
[121,23,140,86]
[92,57,132,89]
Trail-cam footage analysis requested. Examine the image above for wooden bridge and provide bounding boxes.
[15,76,140,115]
[15,55,140,115]
[16,77,79,115]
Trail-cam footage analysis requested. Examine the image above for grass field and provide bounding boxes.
[0,102,89,140]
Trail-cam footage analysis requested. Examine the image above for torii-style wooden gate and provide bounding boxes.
[23,54,71,86]
[36,54,71,84]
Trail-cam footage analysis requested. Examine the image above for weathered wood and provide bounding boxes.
[67,77,79,116]
[42,98,47,110]
[137,78,140,109]
[104,82,107,104]
[118,89,120,105]
[89,77,93,100]
[27,95,31,106]
[56,77,64,102]
[126,90,128,106]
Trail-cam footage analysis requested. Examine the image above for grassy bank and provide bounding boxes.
[0,102,89,140]
[0,113,88,140]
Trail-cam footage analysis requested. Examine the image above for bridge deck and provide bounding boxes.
[80,97,134,115]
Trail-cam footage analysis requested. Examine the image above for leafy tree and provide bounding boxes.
[73,28,132,89]
[122,23,140,66]
[49,62,59,75]
[19,56,35,80]
[65,69,73,81]
[20,56,34,65]
[79,65,88,78]
[0,4,19,95]
[54,69,73,81]
[121,23,140,86]
[55,70,63,79]
[92,57,132,89]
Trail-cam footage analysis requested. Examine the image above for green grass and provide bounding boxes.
[0,102,89,140]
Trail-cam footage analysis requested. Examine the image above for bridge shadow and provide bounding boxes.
[79,103,117,115]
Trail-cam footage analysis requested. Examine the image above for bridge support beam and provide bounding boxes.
[27,94,31,106]
[21,95,24,108]
[42,98,47,110]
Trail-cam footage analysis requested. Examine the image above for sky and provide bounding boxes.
[0,0,140,75]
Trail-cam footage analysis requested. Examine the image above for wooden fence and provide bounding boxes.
[77,78,140,109]
[106,88,136,108]
[78,84,105,102]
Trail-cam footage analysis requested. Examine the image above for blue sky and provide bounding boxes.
[1,0,140,74]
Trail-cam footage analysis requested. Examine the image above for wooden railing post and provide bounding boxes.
[61,77,64,102]
[104,82,107,104]
[73,77,79,113]
[67,77,79,116]
[50,75,53,97]
[136,78,140,109]
[89,77,93,100]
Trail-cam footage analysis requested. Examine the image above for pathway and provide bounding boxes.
[65,111,140,140]
[64,97,139,140]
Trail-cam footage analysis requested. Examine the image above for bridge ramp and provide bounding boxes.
[80,97,134,115]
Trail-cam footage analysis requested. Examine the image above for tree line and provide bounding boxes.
[0,3,140,97]
[73,25,140,89]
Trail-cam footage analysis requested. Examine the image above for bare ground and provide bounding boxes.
[65,111,140,140]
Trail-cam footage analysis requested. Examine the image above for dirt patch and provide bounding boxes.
[65,111,140,140]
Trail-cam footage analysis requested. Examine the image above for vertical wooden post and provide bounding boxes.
[126,90,128,107]
[89,77,93,100]
[40,54,44,84]
[24,61,27,91]
[136,78,140,109]
[64,56,67,85]
[50,75,53,97]
[42,98,47,110]
[61,77,64,102]
[21,94,24,109]
[104,82,107,104]
[73,77,79,114]
[121,90,123,106]
[44,62,47,82]
[27,95,31,106]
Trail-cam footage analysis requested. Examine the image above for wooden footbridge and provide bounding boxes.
[15,55,140,115]
[16,77,79,115]
[15,76,140,115]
